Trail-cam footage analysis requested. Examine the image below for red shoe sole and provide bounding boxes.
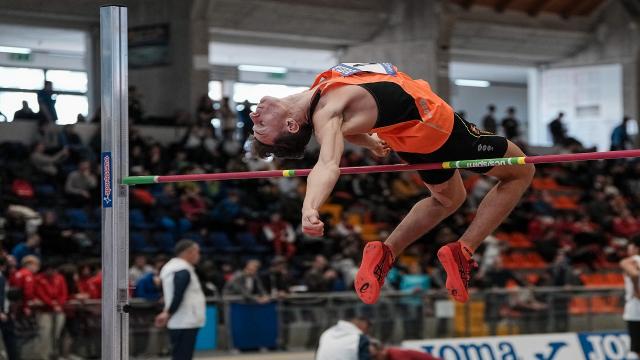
[354,242,384,304]
[437,245,470,303]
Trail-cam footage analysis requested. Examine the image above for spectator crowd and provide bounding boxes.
[0,94,638,357]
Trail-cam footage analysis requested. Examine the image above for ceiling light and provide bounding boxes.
[0,46,32,54]
[454,79,490,87]
[238,65,287,74]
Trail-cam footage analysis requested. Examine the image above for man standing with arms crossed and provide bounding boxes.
[252,63,534,304]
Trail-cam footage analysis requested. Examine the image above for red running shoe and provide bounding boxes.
[354,241,395,304]
[437,241,478,303]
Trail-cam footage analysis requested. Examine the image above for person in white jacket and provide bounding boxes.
[316,317,372,360]
[155,240,206,360]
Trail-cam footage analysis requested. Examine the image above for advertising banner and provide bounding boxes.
[403,331,637,360]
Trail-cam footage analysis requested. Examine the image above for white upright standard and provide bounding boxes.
[100,6,130,360]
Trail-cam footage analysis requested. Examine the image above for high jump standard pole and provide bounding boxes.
[100,6,129,360]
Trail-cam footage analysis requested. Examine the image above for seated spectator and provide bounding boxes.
[303,255,342,292]
[211,191,244,226]
[64,160,97,206]
[134,255,167,301]
[13,100,37,120]
[223,259,270,303]
[9,255,41,316]
[261,256,295,297]
[180,185,207,223]
[34,262,68,359]
[11,233,41,265]
[129,255,153,285]
[262,213,296,258]
[612,208,640,239]
[197,259,222,297]
[399,262,431,303]
[30,142,69,176]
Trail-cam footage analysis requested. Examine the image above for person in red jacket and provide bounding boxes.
[34,262,69,359]
[86,271,102,299]
[35,263,69,312]
[74,263,95,300]
[262,213,296,258]
[9,255,40,316]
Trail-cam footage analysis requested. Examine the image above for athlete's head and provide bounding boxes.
[251,95,313,159]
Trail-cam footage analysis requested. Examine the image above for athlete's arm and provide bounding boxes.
[344,133,377,147]
[301,109,344,237]
[344,133,390,157]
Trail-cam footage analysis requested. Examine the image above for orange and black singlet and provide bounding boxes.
[310,63,509,185]
[310,63,454,154]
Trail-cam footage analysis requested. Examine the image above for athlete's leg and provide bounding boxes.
[384,171,467,257]
[438,140,533,302]
[458,140,534,251]
[354,172,466,304]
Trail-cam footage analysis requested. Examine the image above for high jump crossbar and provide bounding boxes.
[123,149,640,185]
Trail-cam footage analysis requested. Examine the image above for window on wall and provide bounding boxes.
[0,92,40,122]
[46,70,88,93]
[208,81,222,101]
[0,67,45,90]
[0,66,88,124]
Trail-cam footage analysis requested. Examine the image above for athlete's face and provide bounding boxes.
[250,96,288,145]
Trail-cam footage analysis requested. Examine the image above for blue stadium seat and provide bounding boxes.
[182,231,204,246]
[130,209,154,230]
[207,232,240,254]
[236,232,269,254]
[153,232,176,254]
[65,208,98,230]
[130,231,158,253]
[35,184,56,197]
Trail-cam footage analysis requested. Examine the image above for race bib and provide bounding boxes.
[331,62,397,77]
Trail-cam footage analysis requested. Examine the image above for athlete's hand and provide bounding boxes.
[302,209,324,237]
[369,133,390,158]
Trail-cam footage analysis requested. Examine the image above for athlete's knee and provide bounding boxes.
[522,163,535,184]
[510,163,535,185]
[430,182,466,212]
